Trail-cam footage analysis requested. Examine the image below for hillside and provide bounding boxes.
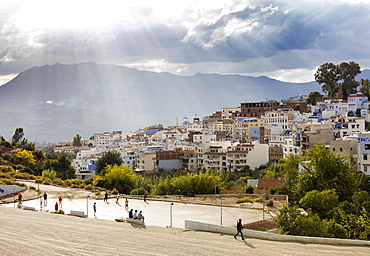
[0,62,322,142]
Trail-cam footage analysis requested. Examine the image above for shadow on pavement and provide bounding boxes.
[243,239,255,248]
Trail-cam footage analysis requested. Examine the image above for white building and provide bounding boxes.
[221,107,240,119]
[347,93,368,115]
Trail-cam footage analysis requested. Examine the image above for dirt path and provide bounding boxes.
[0,206,369,256]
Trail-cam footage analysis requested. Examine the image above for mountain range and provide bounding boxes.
[0,62,368,143]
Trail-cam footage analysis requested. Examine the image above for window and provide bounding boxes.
[364,155,368,160]
[365,144,370,150]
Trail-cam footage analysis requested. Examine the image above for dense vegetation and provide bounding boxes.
[275,144,370,240]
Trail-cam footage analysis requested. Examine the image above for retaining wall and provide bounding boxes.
[184,220,370,246]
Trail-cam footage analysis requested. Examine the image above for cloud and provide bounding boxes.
[1,0,370,82]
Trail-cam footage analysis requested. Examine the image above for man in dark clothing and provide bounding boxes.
[234,219,244,240]
[104,191,108,202]
[129,209,133,218]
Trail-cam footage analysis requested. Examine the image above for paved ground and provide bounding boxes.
[4,181,271,229]
[1,206,369,256]
[5,189,268,229]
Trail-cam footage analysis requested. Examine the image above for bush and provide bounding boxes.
[0,165,15,173]
[84,184,93,190]
[29,185,36,190]
[52,178,63,186]
[242,185,254,194]
[42,178,52,185]
[130,187,147,195]
[0,172,12,179]
[111,188,119,195]
[53,209,65,215]
[0,141,12,147]
[62,180,72,187]
[236,196,254,204]
[254,197,264,203]
[14,172,32,180]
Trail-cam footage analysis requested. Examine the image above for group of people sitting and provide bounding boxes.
[128,209,144,222]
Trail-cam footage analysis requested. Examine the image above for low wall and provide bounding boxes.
[184,220,370,246]
[0,185,26,197]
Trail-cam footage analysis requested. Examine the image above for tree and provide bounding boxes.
[11,127,26,146]
[14,148,35,166]
[43,155,75,180]
[314,63,340,98]
[93,164,137,194]
[359,79,370,98]
[299,189,339,220]
[338,61,361,100]
[315,61,362,100]
[297,143,356,201]
[95,151,123,175]
[72,134,82,146]
[306,91,323,105]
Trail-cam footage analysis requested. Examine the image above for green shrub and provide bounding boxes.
[0,165,15,173]
[111,188,119,195]
[130,187,147,195]
[84,184,93,190]
[62,180,72,187]
[52,178,63,186]
[0,172,12,179]
[236,196,254,204]
[53,209,65,214]
[254,197,264,203]
[14,172,32,180]
[29,185,36,190]
[0,141,12,147]
[242,185,254,194]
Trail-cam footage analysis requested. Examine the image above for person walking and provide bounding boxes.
[17,193,23,203]
[93,202,97,217]
[143,193,147,202]
[58,197,62,208]
[125,198,129,210]
[116,193,120,204]
[104,191,108,202]
[43,192,48,205]
[55,202,58,211]
[234,219,244,240]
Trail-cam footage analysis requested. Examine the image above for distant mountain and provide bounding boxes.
[0,62,324,142]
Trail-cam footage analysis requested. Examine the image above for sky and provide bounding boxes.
[1,0,370,85]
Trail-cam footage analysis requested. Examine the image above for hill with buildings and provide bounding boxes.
[0,62,342,142]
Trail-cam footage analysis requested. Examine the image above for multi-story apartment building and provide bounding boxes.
[264,109,299,130]
[347,93,368,115]
[236,100,281,118]
[357,133,370,174]
[93,131,122,146]
[135,151,156,172]
[235,117,264,142]
[221,107,240,119]
[198,141,269,172]
[330,138,357,171]
[331,116,365,139]
[293,123,333,152]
